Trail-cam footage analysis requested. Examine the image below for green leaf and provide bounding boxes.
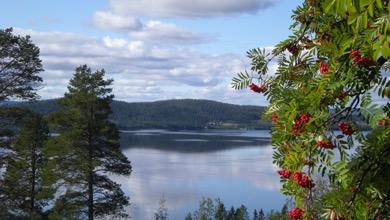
[367,4,374,17]
[361,12,368,29]
[382,39,390,58]
[375,0,383,9]
[348,14,358,25]
[325,0,337,13]
[359,0,373,8]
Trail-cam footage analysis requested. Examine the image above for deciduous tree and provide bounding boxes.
[233,0,390,219]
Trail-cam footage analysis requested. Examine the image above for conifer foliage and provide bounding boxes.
[1,113,49,219]
[0,28,43,101]
[45,65,132,220]
[233,0,390,219]
[0,27,43,177]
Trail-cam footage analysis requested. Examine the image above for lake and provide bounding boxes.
[114,130,285,219]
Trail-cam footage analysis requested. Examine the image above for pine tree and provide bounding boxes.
[154,196,169,220]
[1,113,49,219]
[45,65,131,220]
[184,213,193,220]
[0,107,31,160]
[258,209,265,220]
[226,207,235,220]
[193,197,214,220]
[0,28,43,101]
[253,209,258,220]
[0,27,43,202]
[214,199,226,220]
[281,204,288,215]
[234,205,249,220]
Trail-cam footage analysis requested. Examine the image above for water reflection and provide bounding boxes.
[114,130,284,220]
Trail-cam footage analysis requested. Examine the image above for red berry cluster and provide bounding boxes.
[292,113,311,134]
[271,113,278,123]
[316,140,335,149]
[277,169,292,178]
[293,171,315,189]
[319,61,329,74]
[292,120,302,134]
[300,113,310,123]
[248,83,267,93]
[287,44,300,55]
[349,49,374,68]
[288,207,303,220]
[338,122,354,135]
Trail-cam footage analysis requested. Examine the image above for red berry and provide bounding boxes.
[291,114,310,134]
[319,61,329,74]
[272,113,278,123]
[298,175,315,188]
[349,49,360,59]
[289,207,303,220]
[300,113,311,123]
[316,140,335,149]
[349,49,374,68]
[291,127,300,135]
[356,57,374,67]
[294,118,302,126]
[291,120,303,135]
[248,83,267,93]
[352,56,360,63]
[293,171,302,182]
[293,171,315,188]
[338,122,354,135]
[277,169,292,178]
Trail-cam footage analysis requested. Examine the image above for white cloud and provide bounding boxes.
[93,11,142,31]
[103,36,128,48]
[109,0,276,17]
[13,28,269,106]
[129,20,214,44]
[92,11,213,45]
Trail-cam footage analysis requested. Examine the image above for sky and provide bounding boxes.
[1,0,301,106]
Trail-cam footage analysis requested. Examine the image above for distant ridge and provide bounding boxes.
[1,99,270,130]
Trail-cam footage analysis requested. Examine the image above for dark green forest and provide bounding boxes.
[2,99,270,130]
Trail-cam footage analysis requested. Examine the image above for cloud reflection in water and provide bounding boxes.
[113,130,284,219]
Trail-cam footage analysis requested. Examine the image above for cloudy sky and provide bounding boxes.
[1,0,300,105]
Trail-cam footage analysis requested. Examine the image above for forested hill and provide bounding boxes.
[2,99,270,130]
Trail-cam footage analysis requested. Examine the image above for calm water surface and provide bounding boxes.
[114,130,285,219]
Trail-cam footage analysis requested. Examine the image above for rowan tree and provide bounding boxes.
[233,0,390,219]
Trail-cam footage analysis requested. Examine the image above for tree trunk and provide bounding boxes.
[87,106,94,220]
[88,165,94,220]
[30,138,37,219]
